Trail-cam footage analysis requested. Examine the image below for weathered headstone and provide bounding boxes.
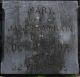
[1,1,79,74]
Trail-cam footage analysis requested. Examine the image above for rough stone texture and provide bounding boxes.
[1,1,79,74]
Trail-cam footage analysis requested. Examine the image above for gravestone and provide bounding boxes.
[1,1,79,74]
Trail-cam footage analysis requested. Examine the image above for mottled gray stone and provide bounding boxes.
[1,1,79,74]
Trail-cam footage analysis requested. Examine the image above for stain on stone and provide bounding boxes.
[23,5,69,73]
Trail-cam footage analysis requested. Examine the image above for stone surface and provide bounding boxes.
[1,1,79,74]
